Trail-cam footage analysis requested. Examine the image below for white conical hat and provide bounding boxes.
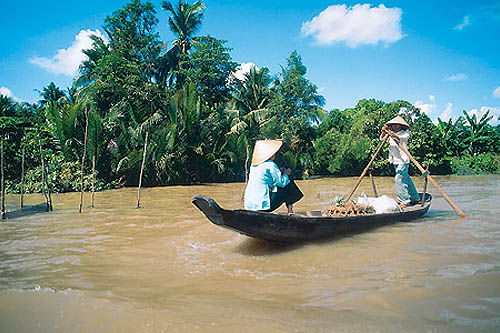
[386,115,410,128]
[251,140,283,166]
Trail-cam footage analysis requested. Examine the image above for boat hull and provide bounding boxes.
[192,194,431,242]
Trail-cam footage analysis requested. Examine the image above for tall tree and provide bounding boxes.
[39,82,65,106]
[185,35,237,107]
[158,0,205,86]
[267,51,325,175]
[162,0,205,55]
[231,66,273,114]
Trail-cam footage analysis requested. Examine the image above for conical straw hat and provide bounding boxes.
[251,140,283,166]
[386,115,410,128]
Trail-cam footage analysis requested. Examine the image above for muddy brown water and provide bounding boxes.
[0,175,499,332]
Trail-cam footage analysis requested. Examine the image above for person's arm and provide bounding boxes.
[269,162,290,188]
[395,130,410,143]
[380,124,387,140]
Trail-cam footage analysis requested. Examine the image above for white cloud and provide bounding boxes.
[444,73,468,82]
[301,4,404,47]
[29,29,105,76]
[232,62,257,81]
[0,86,13,98]
[434,102,453,124]
[414,95,436,115]
[467,107,500,125]
[454,16,471,31]
[493,86,500,98]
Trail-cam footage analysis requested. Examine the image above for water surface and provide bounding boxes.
[0,175,499,332]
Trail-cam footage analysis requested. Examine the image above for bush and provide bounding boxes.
[6,153,117,194]
[449,153,500,175]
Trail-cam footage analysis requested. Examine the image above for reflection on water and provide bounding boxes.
[0,175,499,332]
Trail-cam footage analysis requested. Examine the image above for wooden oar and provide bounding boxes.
[394,140,467,218]
[344,134,389,202]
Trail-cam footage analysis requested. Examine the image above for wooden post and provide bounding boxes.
[240,144,250,208]
[1,138,5,220]
[394,140,466,218]
[20,146,25,209]
[344,134,388,202]
[244,145,249,183]
[39,140,50,212]
[369,170,378,197]
[39,142,53,211]
[136,131,149,209]
[79,108,89,214]
[91,155,96,208]
[421,165,429,207]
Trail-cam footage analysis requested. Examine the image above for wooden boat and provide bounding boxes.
[192,193,432,242]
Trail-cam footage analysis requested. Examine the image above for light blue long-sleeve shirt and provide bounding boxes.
[244,160,290,211]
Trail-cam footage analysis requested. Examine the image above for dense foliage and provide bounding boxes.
[1,0,499,194]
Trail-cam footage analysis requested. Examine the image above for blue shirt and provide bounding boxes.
[244,160,290,211]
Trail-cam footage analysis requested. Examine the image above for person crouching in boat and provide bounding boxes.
[244,140,304,214]
[381,116,420,208]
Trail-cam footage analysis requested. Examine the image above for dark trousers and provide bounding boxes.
[263,180,304,212]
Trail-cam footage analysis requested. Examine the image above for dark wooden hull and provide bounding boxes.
[192,194,432,242]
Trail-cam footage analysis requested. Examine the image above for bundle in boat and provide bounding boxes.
[323,196,375,217]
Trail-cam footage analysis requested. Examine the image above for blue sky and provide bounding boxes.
[1,0,499,124]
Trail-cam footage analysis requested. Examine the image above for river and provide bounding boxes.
[0,175,499,332]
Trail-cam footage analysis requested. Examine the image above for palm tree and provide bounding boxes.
[162,0,205,56]
[158,0,205,86]
[0,95,16,117]
[231,67,273,114]
[39,82,66,106]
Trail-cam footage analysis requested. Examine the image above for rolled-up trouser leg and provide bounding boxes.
[266,180,304,212]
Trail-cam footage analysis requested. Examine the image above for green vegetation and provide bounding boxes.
[1,0,499,194]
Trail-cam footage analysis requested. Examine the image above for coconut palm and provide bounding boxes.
[231,67,273,114]
[158,0,205,86]
[162,0,205,56]
[39,82,66,106]
[0,95,16,117]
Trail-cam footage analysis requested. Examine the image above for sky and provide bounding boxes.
[1,0,499,124]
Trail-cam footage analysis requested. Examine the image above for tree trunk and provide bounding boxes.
[79,108,89,214]
[136,132,149,209]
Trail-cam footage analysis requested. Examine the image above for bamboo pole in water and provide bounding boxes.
[38,140,50,212]
[344,134,389,202]
[240,145,250,208]
[79,108,89,214]
[369,170,378,197]
[39,141,53,211]
[20,146,25,209]
[91,155,96,208]
[136,131,149,209]
[1,138,4,220]
[421,165,429,207]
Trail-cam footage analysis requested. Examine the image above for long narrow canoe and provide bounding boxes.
[192,194,432,242]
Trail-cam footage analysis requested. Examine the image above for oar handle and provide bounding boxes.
[344,134,389,202]
[395,141,467,218]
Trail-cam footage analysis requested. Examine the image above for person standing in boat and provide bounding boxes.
[381,116,420,208]
[244,140,303,214]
